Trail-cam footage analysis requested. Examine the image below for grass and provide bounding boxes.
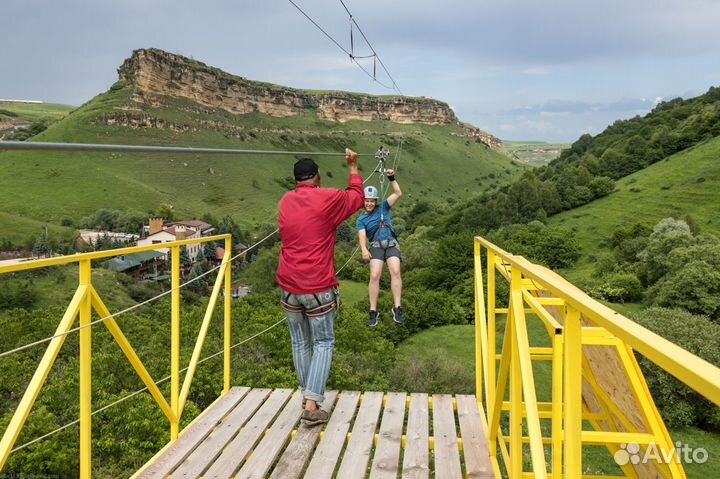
[339,279,367,307]
[0,83,524,244]
[397,323,720,477]
[0,101,75,123]
[550,136,720,279]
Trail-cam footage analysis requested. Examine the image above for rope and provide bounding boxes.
[10,245,363,454]
[0,230,278,360]
[1,159,383,360]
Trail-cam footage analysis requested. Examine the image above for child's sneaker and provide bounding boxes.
[368,310,379,327]
[392,306,404,324]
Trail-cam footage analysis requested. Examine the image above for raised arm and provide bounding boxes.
[385,168,402,207]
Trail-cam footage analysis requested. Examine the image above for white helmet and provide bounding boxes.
[364,186,379,199]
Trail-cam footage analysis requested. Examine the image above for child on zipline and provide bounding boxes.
[357,167,404,327]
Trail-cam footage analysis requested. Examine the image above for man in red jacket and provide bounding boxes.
[277,148,363,426]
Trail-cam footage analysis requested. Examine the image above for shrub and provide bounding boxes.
[646,260,720,320]
[594,271,643,302]
[632,307,720,430]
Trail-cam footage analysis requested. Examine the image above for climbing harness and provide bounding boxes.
[281,287,340,318]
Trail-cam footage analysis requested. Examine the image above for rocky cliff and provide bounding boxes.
[118,49,458,125]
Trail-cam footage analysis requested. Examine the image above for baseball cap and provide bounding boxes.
[294,158,319,181]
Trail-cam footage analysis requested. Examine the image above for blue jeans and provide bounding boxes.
[281,288,337,405]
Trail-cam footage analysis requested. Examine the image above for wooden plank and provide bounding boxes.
[402,393,429,479]
[369,392,407,479]
[202,388,294,479]
[171,388,271,478]
[433,394,462,479]
[456,395,494,478]
[303,391,361,479]
[268,391,339,479]
[235,390,304,479]
[137,386,249,479]
[336,391,384,479]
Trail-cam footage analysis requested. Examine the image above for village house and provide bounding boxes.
[137,218,215,262]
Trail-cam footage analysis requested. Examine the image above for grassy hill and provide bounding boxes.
[0,67,522,246]
[549,135,720,279]
[0,101,75,124]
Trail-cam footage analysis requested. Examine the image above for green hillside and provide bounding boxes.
[550,136,720,279]
[0,101,75,124]
[0,65,522,246]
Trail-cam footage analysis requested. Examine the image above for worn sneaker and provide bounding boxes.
[301,408,329,427]
[392,306,404,324]
[368,310,379,327]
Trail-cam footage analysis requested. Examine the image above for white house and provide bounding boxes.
[137,218,210,262]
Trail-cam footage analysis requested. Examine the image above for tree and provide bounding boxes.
[154,203,175,221]
[32,227,50,257]
[647,260,720,320]
[633,307,720,429]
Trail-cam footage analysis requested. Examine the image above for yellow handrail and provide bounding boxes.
[473,235,720,479]
[0,235,233,478]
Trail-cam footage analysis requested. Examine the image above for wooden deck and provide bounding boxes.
[136,387,495,479]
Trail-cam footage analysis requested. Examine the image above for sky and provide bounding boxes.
[2,0,719,143]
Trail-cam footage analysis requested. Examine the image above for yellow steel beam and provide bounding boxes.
[223,239,232,393]
[78,260,92,479]
[90,288,177,423]
[487,250,497,418]
[178,259,228,415]
[0,285,84,470]
[489,305,512,448]
[510,268,547,479]
[0,234,231,275]
[581,431,656,445]
[171,246,180,441]
[509,301,523,478]
[564,306,583,478]
[474,240,488,406]
[551,332,563,479]
[521,290,563,331]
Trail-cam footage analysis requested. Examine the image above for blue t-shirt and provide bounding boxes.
[357,200,395,241]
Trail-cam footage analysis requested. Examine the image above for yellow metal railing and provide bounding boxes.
[473,236,720,479]
[0,234,233,478]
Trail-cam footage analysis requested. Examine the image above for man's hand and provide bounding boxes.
[361,249,372,262]
[345,148,358,167]
[385,168,395,176]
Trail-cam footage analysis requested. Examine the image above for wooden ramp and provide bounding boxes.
[135,387,495,479]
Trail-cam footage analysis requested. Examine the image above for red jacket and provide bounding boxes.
[276,174,364,294]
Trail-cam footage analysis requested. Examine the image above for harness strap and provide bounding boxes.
[281,289,339,317]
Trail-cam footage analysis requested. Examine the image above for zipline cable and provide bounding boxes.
[338,0,403,94]
[0,141,376,156]
[285,0,397,91]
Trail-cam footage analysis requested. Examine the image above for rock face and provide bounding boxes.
[118,49,458,125]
